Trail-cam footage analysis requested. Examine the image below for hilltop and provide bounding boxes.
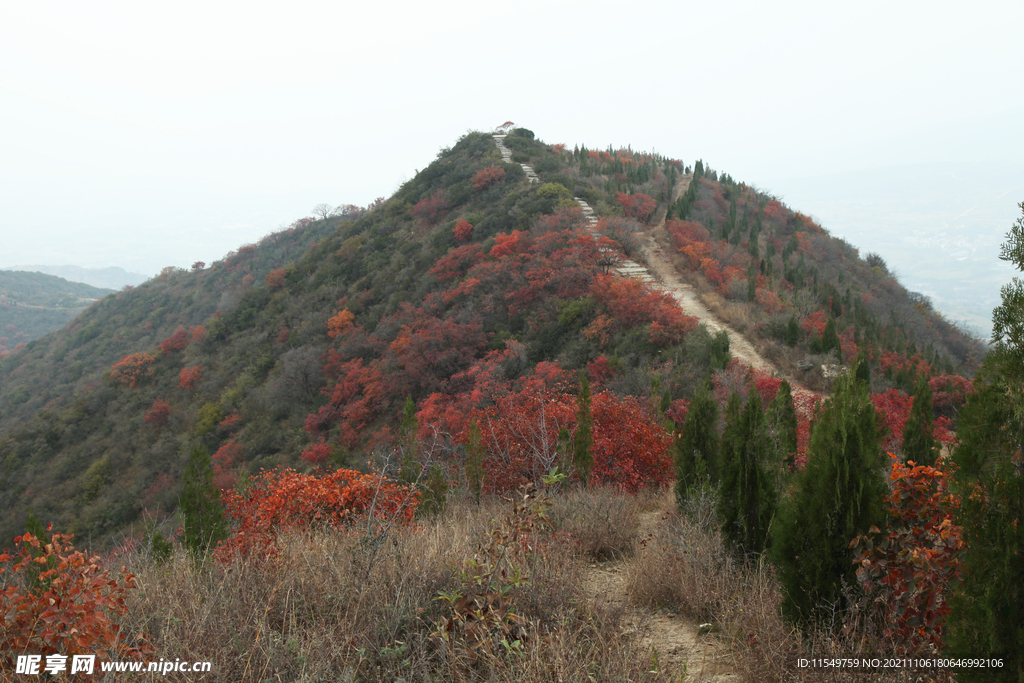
[0,127,983,546]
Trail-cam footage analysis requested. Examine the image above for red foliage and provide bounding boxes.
[266,268,287,287]
[587,274,698,347]
[665,399,690,426]
[453,218,474,241]
[301,441,333,466]
[211,441,242,492]
[853,455,962,653]
[409,189,451,226]
[928,374,973,412]
[110,352,156,387]
[429,244,486,283]
[586,356,615,387]
[190,325,206,344]
[589,392,673,492]
[762,200,786,222]
[241,274,255,288]
[158,325,191,355]
[792,390,823,467]
[490,230,526,259]
[0,528,150,665]
[871,389,914,452]
[178,365,203,390]
[751,372,783,407]
[143,399,172,431]
[755,287,784,314]
[214,468,419,563]
[219,412,242,433]
[472,165,506,190]
[801,310,829,337]
[473,381,671,493]
[327,310,355,339]
[878,350,931,377]
[615,192,657,224]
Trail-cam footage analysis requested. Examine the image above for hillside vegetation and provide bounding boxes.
[0,271,114,351]
[1,128,1018,678]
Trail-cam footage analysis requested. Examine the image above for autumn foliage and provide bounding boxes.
[109,352,156,387]
[453,219,473,242]
[0,528,150,665]
[158,325,191,355]
[853,455,962,653]
[327,309,355,339]
[472,165,505,190]
[214,468,419,562]
[266,268,287,288]
[615,192,656,224]
[409,190,451,226]
[143,399,172,431]
[178,365,203,390]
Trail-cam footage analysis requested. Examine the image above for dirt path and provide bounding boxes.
[584,503,741,681]
[640,176,818,395]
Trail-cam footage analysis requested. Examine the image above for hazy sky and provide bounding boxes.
[2,1,1022,330]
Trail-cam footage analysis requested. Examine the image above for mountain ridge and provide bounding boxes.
[0,127,983,546]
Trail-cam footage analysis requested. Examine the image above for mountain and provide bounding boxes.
[0,128,985,546]
[0,270,115,351]
[2,264,148,291]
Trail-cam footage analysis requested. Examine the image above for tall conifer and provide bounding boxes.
[180,445,227,562]
[771,371,887,626]
[674,378,719,506]
[574,370,594,486]
[947,203,1024,677]
[901,374,939,466]
[719,392,776,555]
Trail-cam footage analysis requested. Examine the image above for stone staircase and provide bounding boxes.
[492,135,539,183]
[492,133,655,283]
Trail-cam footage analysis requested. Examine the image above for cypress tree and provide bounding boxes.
[180,445,227,562]
[786,315,799,347]
[855,348,871,386]
[674,378,719,507]
[711,330,731,370]
[947,372,1024,676]
[901,374,939,466]
[771,371,887,626]
[466,419,486,504]
[719,391,744,479]
[821,318,842,360]
[574,370,594,486]
[719,392,776,555]
[768,379,798,471]
[399,395,421,485]
[946,203,1024,677]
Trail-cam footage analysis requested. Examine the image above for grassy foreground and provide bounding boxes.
[111,486,909,682]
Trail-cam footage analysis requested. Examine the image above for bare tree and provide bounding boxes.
[311,203,337,221]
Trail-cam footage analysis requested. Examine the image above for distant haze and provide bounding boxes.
[2,265,148,290]
[2,1,1021,335]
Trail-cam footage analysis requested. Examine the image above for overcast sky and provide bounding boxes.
[2,1,1022,330]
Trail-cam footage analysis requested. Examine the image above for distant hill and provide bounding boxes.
[3,264,148,290]
[0,129,986,547]
[0,271,115,350]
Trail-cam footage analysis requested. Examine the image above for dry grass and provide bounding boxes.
[624,495,916,683]
[548,485,641,561]
[117,489,670,682]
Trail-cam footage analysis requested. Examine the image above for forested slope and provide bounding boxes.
[0,128,983,547]
[0,271,114,350]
